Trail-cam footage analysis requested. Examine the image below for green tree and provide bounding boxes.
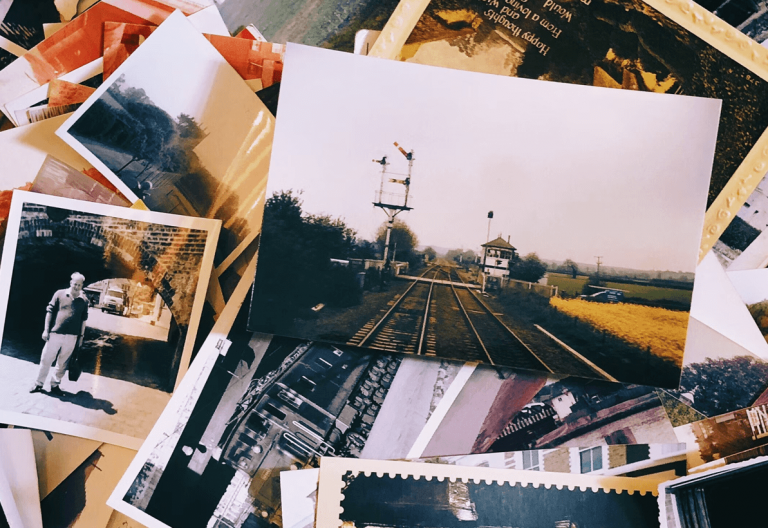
[508,253,547,283]
[671,356,768,417]
[376,219,419,263]
[445,249,463,262]
[461,249,477,264]
[423,247,437,261]
[251,190,363,333]
[562,258,579,278]
[656,390,706,428]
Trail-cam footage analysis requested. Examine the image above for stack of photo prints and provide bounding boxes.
[5,0,768,527]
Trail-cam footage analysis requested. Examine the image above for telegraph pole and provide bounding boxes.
[595,256,603,278]
[481,211,493,292]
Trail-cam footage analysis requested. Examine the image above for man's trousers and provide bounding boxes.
[34,333,77,388]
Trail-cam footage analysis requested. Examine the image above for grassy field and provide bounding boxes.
[547,273,692,304]
[550,297,688,367]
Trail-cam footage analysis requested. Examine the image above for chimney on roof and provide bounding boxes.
[507,235,510,243]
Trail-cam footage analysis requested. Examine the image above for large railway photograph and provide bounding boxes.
[248,44,721,388]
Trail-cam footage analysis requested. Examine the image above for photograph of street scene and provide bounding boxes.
[248,44,720,388]
[0,193,215,441]
[121,331,461,528]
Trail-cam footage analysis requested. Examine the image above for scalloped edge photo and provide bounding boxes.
[316,457,667,528]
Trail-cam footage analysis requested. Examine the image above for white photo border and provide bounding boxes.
[0,190,220,448]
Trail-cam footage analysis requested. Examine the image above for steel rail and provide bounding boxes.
[416,268,440,355]
[449,267,553,373]
[356,265,437,347]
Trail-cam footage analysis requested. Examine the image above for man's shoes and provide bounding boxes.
[29,385,44,394]
[49,386,65,396]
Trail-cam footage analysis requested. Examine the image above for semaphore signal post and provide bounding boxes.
[372,141,414,272]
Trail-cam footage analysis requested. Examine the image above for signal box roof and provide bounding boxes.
[482,236,516,250]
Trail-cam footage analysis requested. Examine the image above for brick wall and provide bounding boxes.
[18,206,209,327]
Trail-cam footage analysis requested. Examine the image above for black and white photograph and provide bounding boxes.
[659,455,768,528]
[56,11,274,274]
[107,315,470,528]
[247,43,719,388]
[0,191,218,448]
[713,173,768,269]
[315,458,664,528]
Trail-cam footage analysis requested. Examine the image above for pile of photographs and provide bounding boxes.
[2,0,768,527]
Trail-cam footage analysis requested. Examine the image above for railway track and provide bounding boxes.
[348,265,552,372]
[347,266,440,354]
[443,268,552,371]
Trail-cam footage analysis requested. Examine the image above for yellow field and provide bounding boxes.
[550,297,688,367]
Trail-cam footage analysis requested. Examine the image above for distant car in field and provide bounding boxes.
[580,289,625,303]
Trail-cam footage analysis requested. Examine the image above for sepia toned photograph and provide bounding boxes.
[315,458,664,528]
[248,44,718,388]
[31,156,131,207]
[57,11,275,274]
[0,191,218,447]
[675,402,768,470]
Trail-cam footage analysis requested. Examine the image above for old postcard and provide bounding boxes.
[107,329,465,528]
[283,443,686,528]
[57,11,274,281]
[0,191,219,448]
[316,457,665,528]
[247,43,718,388]
[371,0,768,257]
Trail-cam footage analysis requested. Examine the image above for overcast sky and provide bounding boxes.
[269,44,722,273]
